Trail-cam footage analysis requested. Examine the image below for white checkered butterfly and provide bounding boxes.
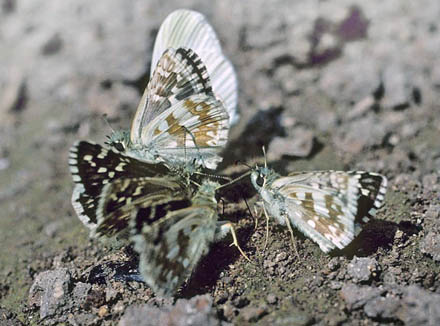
[108,9,238,170]
[251,164,387,253]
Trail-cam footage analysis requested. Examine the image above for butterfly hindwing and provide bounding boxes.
[131,206,217,296]
[152,9,238,125]
[130,180,220,296]
[131,47,214,142]
[95,176,191,238]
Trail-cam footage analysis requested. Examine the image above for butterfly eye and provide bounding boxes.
[256,174,264,187]
[113,142,125,152]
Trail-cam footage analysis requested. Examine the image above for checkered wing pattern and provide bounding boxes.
[69,141,169,230]
[130,180,219,296]
[152,9,238,125]
[274,171,387,252]
[130,48,230,169]
[94,176,190,238]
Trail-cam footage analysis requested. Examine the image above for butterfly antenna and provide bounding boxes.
[183,128,187,162]
[101,113,115,133]
[216,170,252,190]
[262,146,267,168]
[193,171,232,182]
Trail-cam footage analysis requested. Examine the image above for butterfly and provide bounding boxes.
[250,164,387,253]
[107,9,238,170]
[107,46,230,170]
[130,179,247,296]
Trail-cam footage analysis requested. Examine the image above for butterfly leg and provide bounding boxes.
[252,201,264,230]
[182,126,206,167]
[262,203,271,251]
[215,221,251,262]
[283,214,300,259]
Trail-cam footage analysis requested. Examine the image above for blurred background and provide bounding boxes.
[1,0,439,325]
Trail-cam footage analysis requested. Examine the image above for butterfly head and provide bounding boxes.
[251,166,278,191]
[105,130,131,152]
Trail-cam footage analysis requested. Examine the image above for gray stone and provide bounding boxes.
[420,231,440,262]
[347,256,379,283]
[240,304,268,322]
[340,283,384,310]
[260,308,313,326]
[119,295,225,326]
[28,268,72,319]
[268,126,315,160]
[334,115,387,154]
[72,282,91,306]
[397,285,440,326]
[364,295,400,319]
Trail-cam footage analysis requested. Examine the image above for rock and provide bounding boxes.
[0,70,27,114]
[67,312,96,326]
[420,231,440,262]
[72,282,91,306]
[0,158,10,171]
[397,285,440,325]
[422,174,439,192]
[260,308,313,326]
[363,295,400,319]
[266,293,278,304]
[267,126,315,160]
[334,115,387,154]
[119,295,225,326]
[327,258,341,272]
[28,268,72,319]
[240,304,268,322]
[347,256,379,283]
[381,63,411,109]
[340,283,384,310]
[43,221,63,238]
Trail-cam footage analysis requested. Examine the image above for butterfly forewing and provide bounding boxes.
[267,170,387,252]
[143,93,229,169]
[69,141,170,228]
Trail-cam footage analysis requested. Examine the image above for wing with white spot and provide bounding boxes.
[94,176,190,239]
[131,205,217,297]
[151,9,238,124]
[141,93,229,169]
[273,171,387,252]
[131,48,214,144]
[68,141,169,229]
